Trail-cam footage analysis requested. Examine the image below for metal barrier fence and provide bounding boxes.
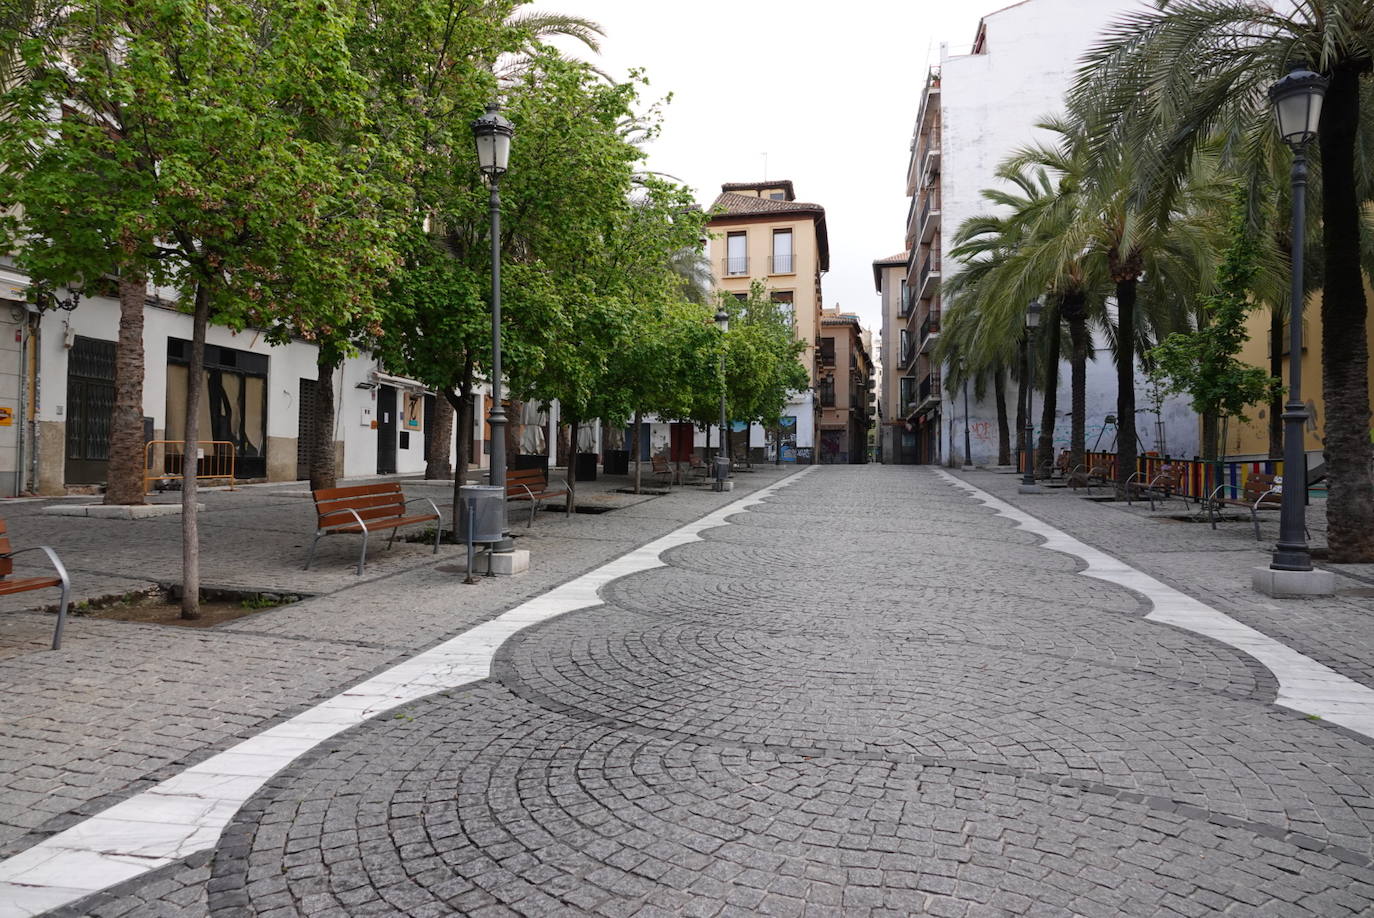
[144,440,237,493]
[1015,447,1297,501]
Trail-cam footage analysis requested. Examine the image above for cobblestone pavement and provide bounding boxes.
[55,465,1374,917]
[0,469,791,865]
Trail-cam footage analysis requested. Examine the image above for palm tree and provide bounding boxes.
[1000,117,1222,493]
[1070,0,1374,560]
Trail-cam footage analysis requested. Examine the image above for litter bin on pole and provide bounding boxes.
[458,484,505,583]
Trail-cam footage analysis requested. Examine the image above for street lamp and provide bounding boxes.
[959,355,973,470]
[714,307,731,490]
[1020,299,1042,493]
[473,102,514,547]
[1258,68,1329,591]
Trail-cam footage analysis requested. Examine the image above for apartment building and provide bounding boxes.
[708,180,829,462]
[872,251,910,464]
[818,310,873,464]
[901,0,1198,467]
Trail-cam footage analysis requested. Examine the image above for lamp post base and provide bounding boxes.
[713,479,734,492]
[961,464,975,471]
[1018,483,1043,495]
[1252,565,1334,598]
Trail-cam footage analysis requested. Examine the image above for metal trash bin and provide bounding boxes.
[458,485,505,544]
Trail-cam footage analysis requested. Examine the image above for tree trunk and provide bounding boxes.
[1068,312,1089,476]
[1015,337,1028,473]
[180,283,209,619]
[1036,304,1060,478]
[629,409,640,494]
[308,350,338,491]
[994,367,1011,466]
[104,272,147,505]
[426,396,454,480]
[1268,306,1284,460]
[1200,410,1219,462]
[1320,67,1374,562]
[1114,279,1139,495]
[566,416,579,513]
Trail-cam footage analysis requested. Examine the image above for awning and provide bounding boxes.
[0,267,28,302]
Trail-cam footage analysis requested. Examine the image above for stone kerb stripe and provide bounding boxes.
[939,470,1374,740]
[0,468,816,918]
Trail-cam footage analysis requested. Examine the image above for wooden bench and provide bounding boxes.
[305,482,440,575]
[506,468,569,526]
[650,455,681,487]
[1052,450,1072,479]
[1205,472,1287,540]
[686,454,712,480]
[0,519,71,650]
[1125,464,1190,511]
[1067,462,1110,492]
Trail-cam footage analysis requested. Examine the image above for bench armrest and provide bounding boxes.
[508,483,536,502]
[404,496,442,520]
[1253,486,1281,511]
[2,545,71,590]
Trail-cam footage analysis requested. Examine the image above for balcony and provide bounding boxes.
[724,256,749,277]
[898,342,916,371]
[898,287,913,319]
[920,145,941,187]
[919,194,940,244]
[768,253,795,275]
[818,341,836,367]
[917,252,941,301]
[912,371,942,418]
[919,311,940,354]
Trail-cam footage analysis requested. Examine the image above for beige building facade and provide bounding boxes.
[872,252,909,463]
[707,180,829,462]
[818,311,873,464]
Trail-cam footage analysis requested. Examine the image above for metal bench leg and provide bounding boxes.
[51,580,70,651]
[304,532,323,570]
[357,529,370,575]
[433,522,441,555]
[1208,502,1218,530]
[1252,509,1262,541]
[529,500,537,528]
[387,526,398,550]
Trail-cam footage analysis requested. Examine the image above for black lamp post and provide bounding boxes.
[473,102,514,545]
[714,307,731,490]
[959,355,973,470]
[1266,69,1326,574]
[1021,299,1042,491]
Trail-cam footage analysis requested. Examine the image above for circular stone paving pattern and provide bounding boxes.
[498,609,1374,852]
[212,685,1374,917]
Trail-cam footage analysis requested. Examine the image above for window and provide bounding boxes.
[732,292,748,302]
[771,229,794,274]
[771,291,793,325]
[819,376,836,408]
[899,329,910,363]
[899,279,909,316]
[818,337,836,366]
[726,232,748,276]
[769,191,786,200]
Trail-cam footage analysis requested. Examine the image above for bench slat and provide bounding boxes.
[326,512,437,534]
[0,575,62,596]
[316,491,405,517]
[314,482,404,502]
[319,503,415,529]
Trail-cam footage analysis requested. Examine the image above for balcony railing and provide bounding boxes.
[769,253,794,274]
[918,375,932,405]
[918,252,940,298]
[724,256,749,276]
[920,312,938,343]
[898,288,913,318]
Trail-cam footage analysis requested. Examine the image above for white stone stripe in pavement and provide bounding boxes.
[940,470,1374,740]
[0,468,816,918]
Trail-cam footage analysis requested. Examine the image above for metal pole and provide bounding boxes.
[1271,147,1313,572]
[962,374,973,469]
[488,178,511,549]
[715,346,730,488]
[1022,333,1036,488]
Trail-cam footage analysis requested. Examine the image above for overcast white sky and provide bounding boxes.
[540,0,1013,340]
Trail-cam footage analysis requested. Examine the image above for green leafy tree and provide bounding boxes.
[0,0,403,615]
[1149,200,1280,461]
